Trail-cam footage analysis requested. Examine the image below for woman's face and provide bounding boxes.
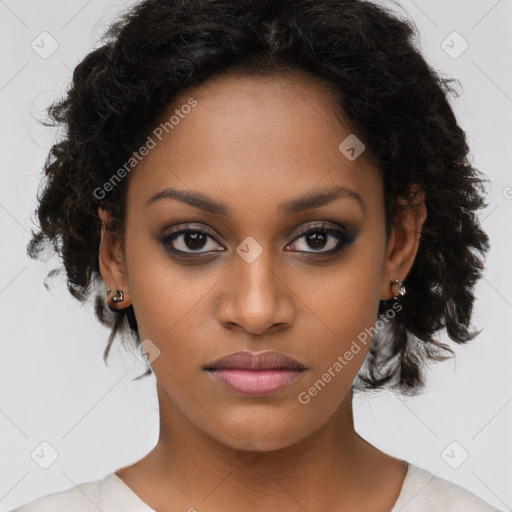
[100,71,422,451]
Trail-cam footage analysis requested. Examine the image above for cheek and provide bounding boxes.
[123,222,208,341]
[294,231,386,402]
[306,231,385,343]
[128,263,215,363]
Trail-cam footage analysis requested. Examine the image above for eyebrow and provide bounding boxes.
[144,185,364,215]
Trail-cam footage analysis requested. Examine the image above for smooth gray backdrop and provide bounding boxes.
[1,0,511,510]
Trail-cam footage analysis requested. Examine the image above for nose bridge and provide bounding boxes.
[236,241,277,297]
[235,237,281,306]
[218,236,294,333]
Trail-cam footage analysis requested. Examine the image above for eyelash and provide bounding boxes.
[158,222,356,258]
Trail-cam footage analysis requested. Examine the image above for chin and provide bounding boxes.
[204,410,319,453]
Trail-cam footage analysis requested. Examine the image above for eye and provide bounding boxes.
[286,223,356,254]
[158,221,356,258]
[158,224,225,255]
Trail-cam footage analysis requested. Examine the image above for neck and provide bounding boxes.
[116,381,406,512]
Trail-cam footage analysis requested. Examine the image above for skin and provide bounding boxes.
[98,70,426,512]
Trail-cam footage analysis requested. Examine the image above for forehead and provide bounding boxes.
[126,70,382,219]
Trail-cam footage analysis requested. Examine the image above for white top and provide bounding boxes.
[11,463,501,511]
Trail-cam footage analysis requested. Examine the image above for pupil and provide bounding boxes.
[185,232,206,250]
[308,232,326,250]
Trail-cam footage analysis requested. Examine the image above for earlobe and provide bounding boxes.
[98,207,131,309]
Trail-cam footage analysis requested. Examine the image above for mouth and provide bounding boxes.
[204,350,307,396]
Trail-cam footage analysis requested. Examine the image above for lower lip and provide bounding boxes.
[207,369,303,396]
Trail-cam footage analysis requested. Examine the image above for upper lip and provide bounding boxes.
[204,350,306,371]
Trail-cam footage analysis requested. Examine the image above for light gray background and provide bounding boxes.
[1,0,511,510]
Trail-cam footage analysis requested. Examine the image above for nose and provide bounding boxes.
[216,245,296,336]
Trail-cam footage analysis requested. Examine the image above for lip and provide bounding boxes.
[204,350,307,396]
[204,350,306,371]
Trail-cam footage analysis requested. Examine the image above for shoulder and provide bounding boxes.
[392,464,503,512]
[11,475,106,512]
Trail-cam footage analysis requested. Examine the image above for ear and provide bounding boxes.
[98,207,132,309]
[380,185,427,300]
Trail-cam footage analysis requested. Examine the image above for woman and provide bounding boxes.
[17,0,498,510]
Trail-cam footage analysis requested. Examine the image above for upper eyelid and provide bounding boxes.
[167,221,345,238]
[293,222,348,237]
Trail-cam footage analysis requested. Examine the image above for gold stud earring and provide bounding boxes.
[111,289,124,303]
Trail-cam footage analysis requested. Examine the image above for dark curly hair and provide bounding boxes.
[27,0,490,393]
